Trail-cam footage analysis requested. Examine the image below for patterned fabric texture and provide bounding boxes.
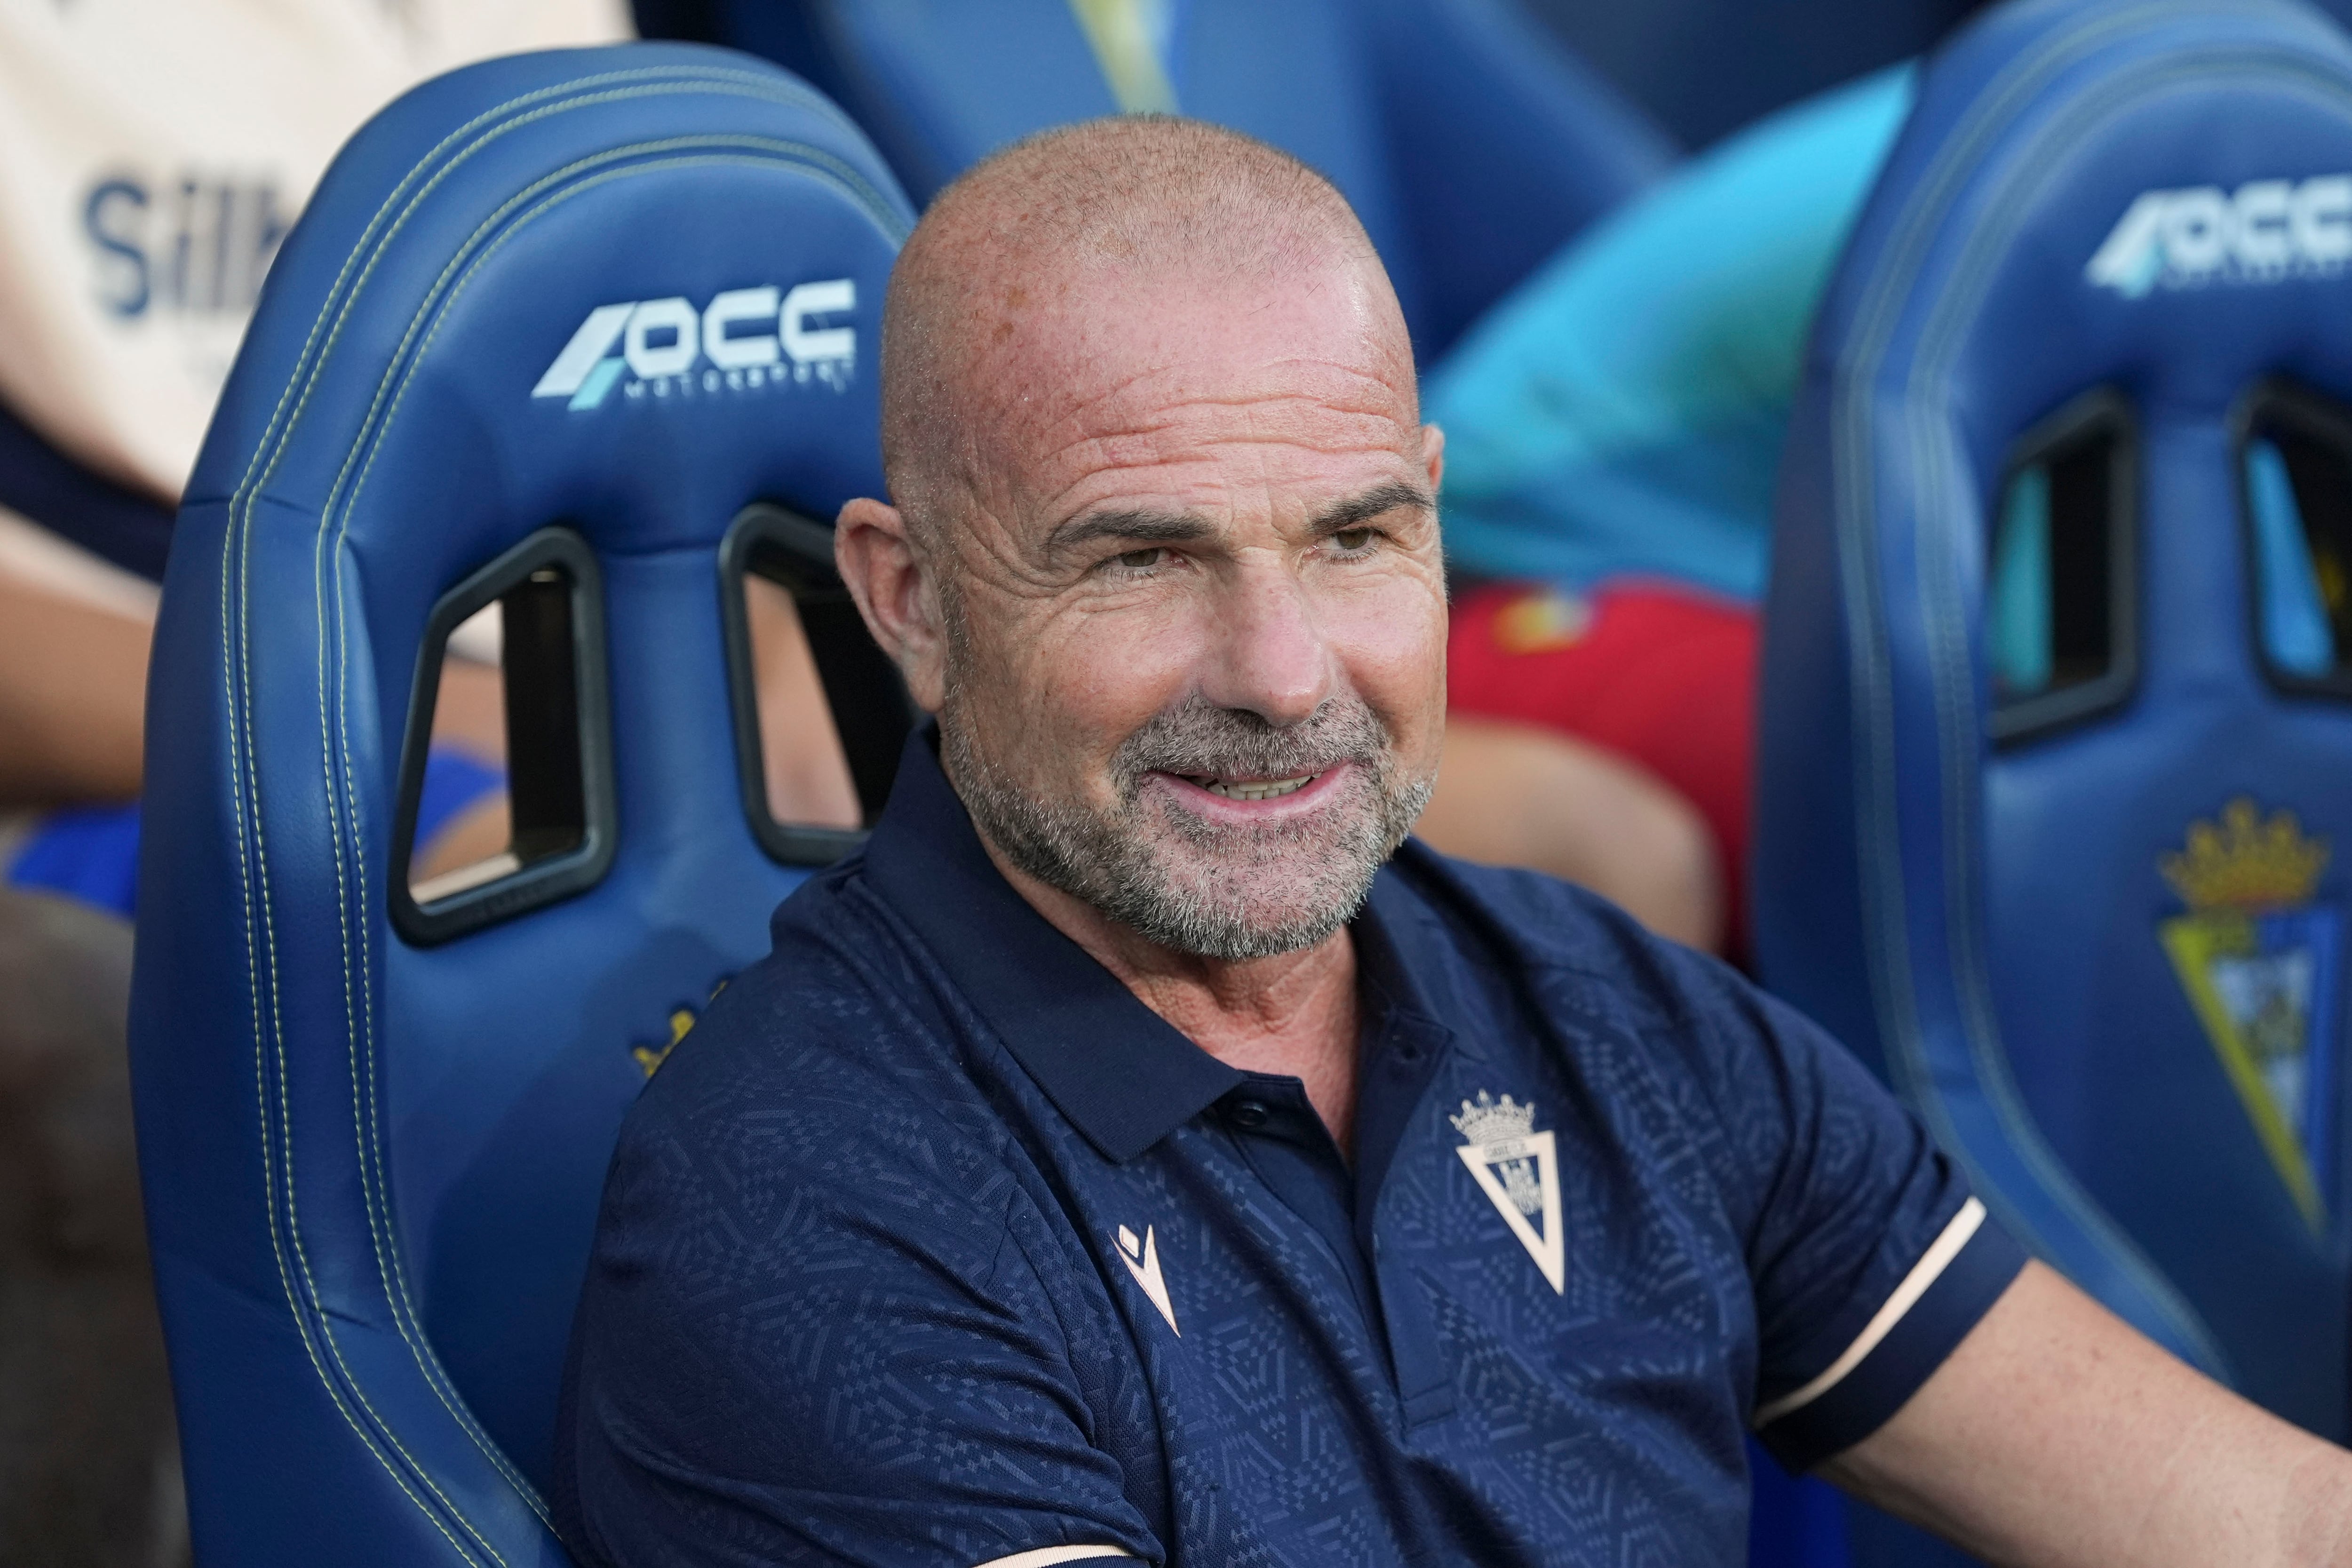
[556,733,2020,1568]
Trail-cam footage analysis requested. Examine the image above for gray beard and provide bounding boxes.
[942,686,1431,961]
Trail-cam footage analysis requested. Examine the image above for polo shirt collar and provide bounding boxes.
[861,728,1461,1166]
[863,727,1243,1162]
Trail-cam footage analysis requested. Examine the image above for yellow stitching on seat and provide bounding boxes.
[260,123,885,1519]
[216,398,482,1564]
[243,78,859,1529]
[246,72,882,511]
[323,150,902,1504]
[221,76,894,1556]
[302,127,895,1526]
[262,100,755,1535]
[222,434,489,1568]
[225,65,838,506]
[236,464,510,1568]
[221,96,751,1568]
[319,129,896,529]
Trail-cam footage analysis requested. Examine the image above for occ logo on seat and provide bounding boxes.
[2087,174,2352,297]
[532,279,858,411]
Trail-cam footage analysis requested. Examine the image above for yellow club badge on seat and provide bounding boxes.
[2158,798,2340,1228]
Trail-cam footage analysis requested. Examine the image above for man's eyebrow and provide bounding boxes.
[1046,483,1432,557]
[1305,481,1433,537]
[1046,508,1216,557]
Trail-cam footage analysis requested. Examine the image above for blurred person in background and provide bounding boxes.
[0,3,632,1562]
[0,0,651,911]
[1423,63,1917,963]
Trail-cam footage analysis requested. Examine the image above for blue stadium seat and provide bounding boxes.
[700,0,1677,362]
[1758,0,2352,1478]
[124,44,911,1565]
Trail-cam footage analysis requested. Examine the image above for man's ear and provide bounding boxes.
[1421,422,1446,496]
[834,496,948,714]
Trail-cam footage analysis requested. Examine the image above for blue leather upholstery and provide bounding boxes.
[707,0,1676,362]
[1758,0,2352,1451]
[125,45,910,1565]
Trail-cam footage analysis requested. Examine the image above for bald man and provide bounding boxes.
[554,120,2352,1568]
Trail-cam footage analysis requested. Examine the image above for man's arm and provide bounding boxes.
[1417,716,1724,951]
[1823,1260,2352,1567]
[558,981,1166,1568]
[0,573,148,810]
[0,568,512,816]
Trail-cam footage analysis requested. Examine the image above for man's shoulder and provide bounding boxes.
[1388,844,1905,1230]
[1386,838,1772,1044]
[620,857,1004,1172]
[1390,838,1687,978]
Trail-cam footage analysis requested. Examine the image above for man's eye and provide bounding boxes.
[1112,547,1167,572]
[1330,527,1378,553]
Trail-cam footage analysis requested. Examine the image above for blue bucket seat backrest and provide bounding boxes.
[125,45,912,1566]
[1758,0,2352,1443]
[710,0,1675,362]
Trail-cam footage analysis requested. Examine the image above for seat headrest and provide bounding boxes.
[190,42,910,573]
[1812,0,2352,454]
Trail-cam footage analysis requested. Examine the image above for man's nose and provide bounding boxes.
[1197,556,1334,727]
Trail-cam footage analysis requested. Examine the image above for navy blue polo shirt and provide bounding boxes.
[554,733,2025,1568]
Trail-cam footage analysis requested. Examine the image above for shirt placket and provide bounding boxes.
[1211,1000,1459,1433]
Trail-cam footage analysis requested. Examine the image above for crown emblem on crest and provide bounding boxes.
[1450,1090,1536,1145]
[2161,798,2329,912]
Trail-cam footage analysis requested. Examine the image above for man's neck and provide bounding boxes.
[978,835,1362,1154]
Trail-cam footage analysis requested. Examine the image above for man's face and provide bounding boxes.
[927,255,1446,959]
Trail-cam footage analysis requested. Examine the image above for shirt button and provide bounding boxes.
[1229,1099,1271,1130]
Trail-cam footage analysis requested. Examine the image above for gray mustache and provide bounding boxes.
[1111,696,1388,789]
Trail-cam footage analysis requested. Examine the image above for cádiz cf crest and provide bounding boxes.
[2159,798,2342,1228]
[1451,1091,1565,1292]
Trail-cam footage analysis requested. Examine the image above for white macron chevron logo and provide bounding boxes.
[1113,1223,1179,1336]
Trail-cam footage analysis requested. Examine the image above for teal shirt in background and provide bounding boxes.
[1427,64,1916,602]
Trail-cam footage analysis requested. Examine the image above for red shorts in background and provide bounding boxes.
[1446,579,1758,958]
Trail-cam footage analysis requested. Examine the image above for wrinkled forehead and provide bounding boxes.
[961,254,1420,514]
